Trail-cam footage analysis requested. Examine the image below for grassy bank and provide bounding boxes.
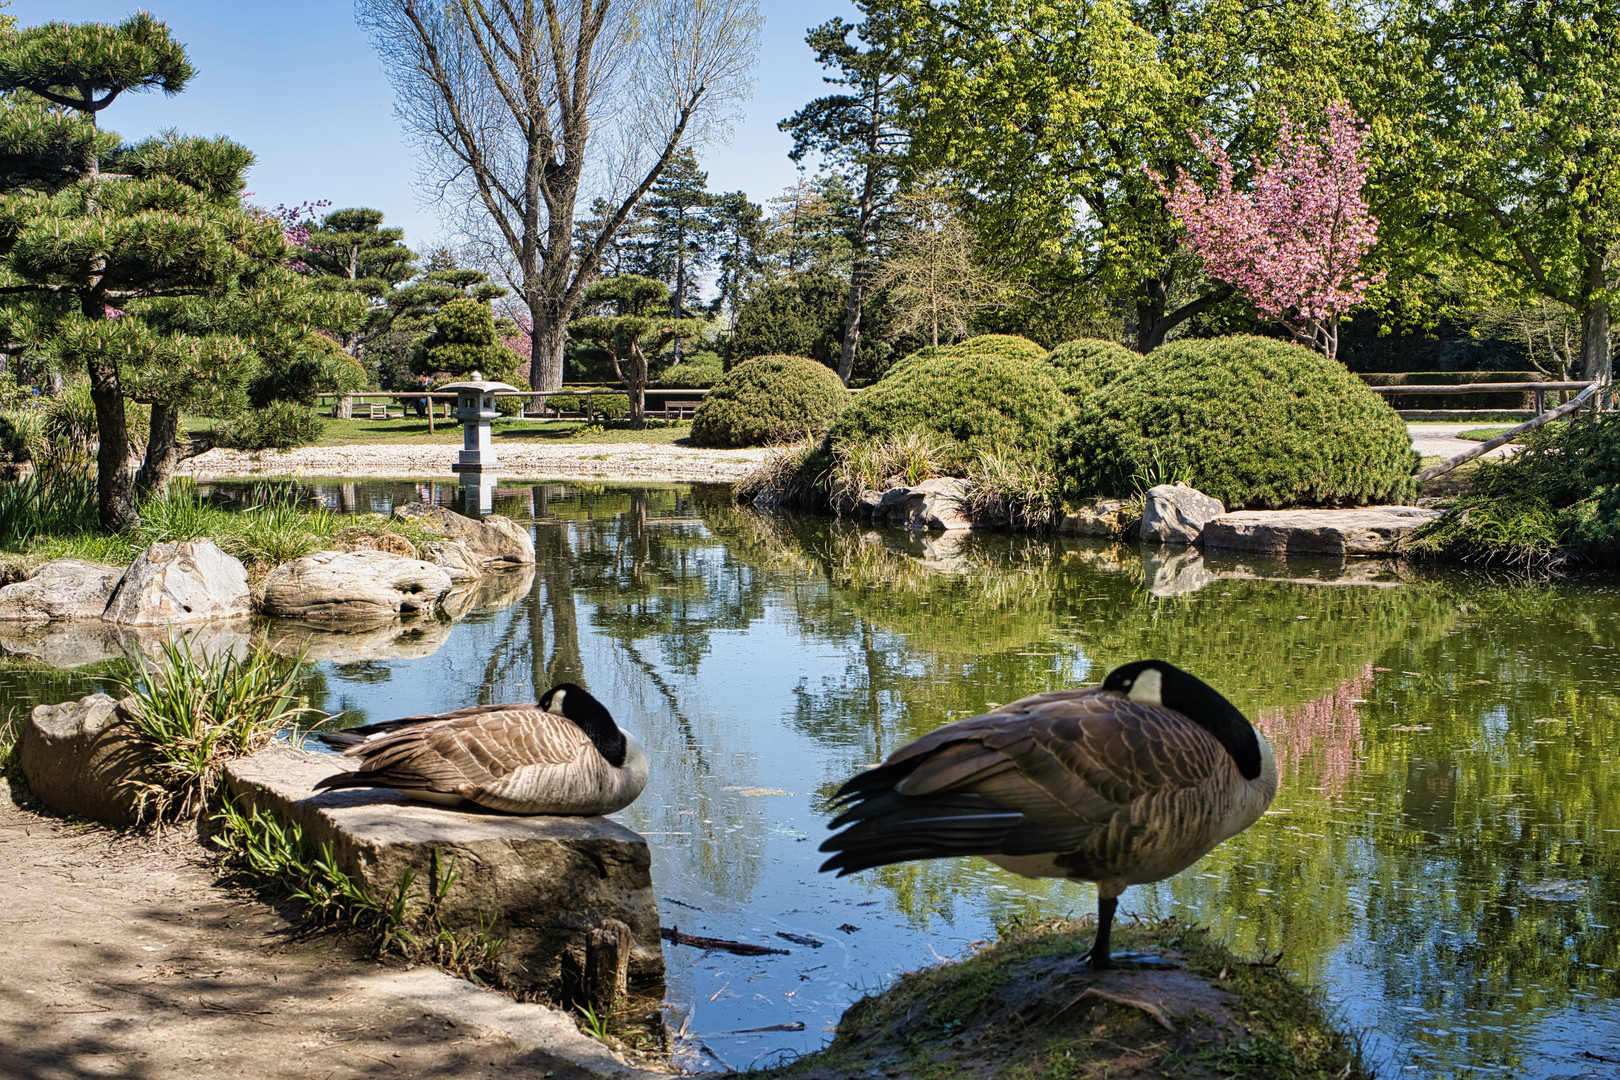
[0,476,431,572]
[756,917,1369,1080]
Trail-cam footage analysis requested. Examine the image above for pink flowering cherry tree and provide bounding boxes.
[1160,102,1381,360]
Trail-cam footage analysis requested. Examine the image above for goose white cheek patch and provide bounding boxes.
[1127,668,1163,706]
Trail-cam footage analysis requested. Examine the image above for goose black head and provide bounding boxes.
[539,682,628,767]
[1101,660,1263,781]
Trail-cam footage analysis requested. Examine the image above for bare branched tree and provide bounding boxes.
[357,0,760,392]
[873,179,1015,347]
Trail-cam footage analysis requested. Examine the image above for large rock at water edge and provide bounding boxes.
[103,540,252,625]
[1058,497,1131,538]
[259,549,454,620]
[1200,506,1442,557]
[1141,483,1225,544]
[17,693,159,826]
[419,539,482,582]
[877,477,979,531]
[391,502,534,566]
[0,559,122,621]
[223,743,664,995]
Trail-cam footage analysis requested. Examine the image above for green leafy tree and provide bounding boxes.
[0,14,359,526]
[1379,0,1620,381]
[370,249,507,390]
[873,178,1014,347]
[866,0,1360,353]
[568,275,705,426]
[782,16,910,383]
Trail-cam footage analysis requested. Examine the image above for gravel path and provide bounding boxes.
[1406,422,1521,461]
[184,442,774,483]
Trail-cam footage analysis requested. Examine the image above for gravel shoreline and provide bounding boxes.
[182,441,773,484]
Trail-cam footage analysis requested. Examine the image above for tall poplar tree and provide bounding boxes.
[0,14,360,526]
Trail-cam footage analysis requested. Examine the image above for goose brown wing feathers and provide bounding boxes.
[822,688,1237,875]
[316,706,595,798]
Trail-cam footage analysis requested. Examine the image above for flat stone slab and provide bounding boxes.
[222,743,663,995]
[1200,506,1442,557]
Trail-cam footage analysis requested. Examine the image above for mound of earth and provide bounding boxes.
[755,918,1368,1080]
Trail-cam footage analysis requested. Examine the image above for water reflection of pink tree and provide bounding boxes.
[1253,663,1371,798]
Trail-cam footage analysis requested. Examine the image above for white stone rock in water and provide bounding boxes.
[391,502,535,566]
[223,743,665,995]
[18,693,159,826]
[103,540,252,625]
[259,549,454,620]
[1141,483,1226,544]
[0,559,123,621]
[419,539,483,582]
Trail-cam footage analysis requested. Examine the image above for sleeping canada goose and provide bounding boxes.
[312,683,649,815]
[819,659,1277,968]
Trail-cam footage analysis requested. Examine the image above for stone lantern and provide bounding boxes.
[439,370,517,516]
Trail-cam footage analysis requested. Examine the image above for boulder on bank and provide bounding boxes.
[862,477,980,532]
[1141,483,1225,544]
[391,502,534,567]
[17,693,159,826]
[103,540,251,626]
[419,539,482,582]
[0,559,123,621]
[223,743,665,995]
[1201,506,1442,557]
[259,550,454,620]
[1058,497,1132,538]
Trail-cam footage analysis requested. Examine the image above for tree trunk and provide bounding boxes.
[529,300,566,394]
[624,345,648,428]
[134,403,182,500]
[87,356,136,531]
[838,266,864,385]
[1580,299,1611,381]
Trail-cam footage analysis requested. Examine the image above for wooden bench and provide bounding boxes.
[662,400,701,420]
[368,403,390,420]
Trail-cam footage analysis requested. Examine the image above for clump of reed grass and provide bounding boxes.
[120,635,319,823]
[827,428,951,515]
[962,451,1061,531]
[736,436,832,510]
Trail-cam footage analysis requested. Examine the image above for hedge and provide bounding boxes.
[689,355,849,447]
[1042,338,1141,396]
[1056,335,1416,508]
[828,348,1072,470]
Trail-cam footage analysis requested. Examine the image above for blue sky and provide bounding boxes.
[25,1,858,251]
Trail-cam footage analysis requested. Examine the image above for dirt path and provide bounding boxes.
[0,779,662,1080]
[184,443,772,484]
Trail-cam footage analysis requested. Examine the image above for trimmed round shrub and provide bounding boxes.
[592,393,630,421]
[890,334,1047,375]
[213,402,325,451]
[1056,335,1417,508]
[690,355,848,448]
[828,349,1073,470]
[1043,338,1140,396]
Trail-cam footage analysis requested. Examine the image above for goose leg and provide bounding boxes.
[1085,893,1176,970]
[1085,894,1118,970]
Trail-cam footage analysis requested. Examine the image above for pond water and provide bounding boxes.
[4,478,1618,1078]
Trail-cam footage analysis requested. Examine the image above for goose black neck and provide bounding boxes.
[1169,677,1262,781]
[548,684,628,768]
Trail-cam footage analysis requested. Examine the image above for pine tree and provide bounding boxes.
[298,207,418,356]
[781,16,909,384]
[568,275,705,426]
[624,148,715,365]
[709,190,766,330]
[0,14,360,526]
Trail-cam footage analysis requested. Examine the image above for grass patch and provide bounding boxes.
[755,916,1369,1080]
[1455,426,1517,442]
[120,635,319,824]
[212,796,506,982]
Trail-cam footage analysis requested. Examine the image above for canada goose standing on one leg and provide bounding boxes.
[819,659,1277,968]
[313,683,649,815]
